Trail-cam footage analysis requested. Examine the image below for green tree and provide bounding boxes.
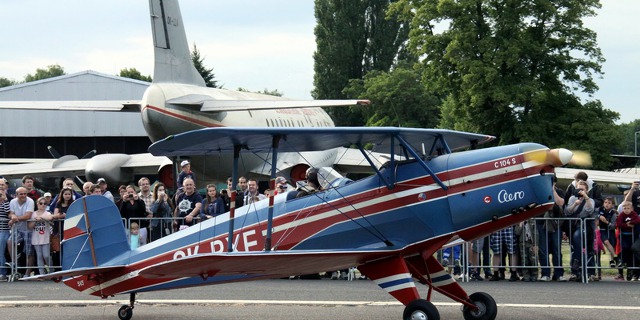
[312,0,409,126]
[343,63,439,128]
[390,0,620,168]
[24,64,65,82]
[0,77,18,88]
[191,44,218,88]
[119,68,152,82]
[237,87,283,97]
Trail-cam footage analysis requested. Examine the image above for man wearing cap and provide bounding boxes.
[43,192,52,206]
[177,160,196,190]
[97,178,115,203]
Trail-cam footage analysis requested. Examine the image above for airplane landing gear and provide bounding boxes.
[403,299,439,320]
[462,292,497,320]
[117,293,136,320]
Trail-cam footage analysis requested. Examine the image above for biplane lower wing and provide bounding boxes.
[138,250,393,279]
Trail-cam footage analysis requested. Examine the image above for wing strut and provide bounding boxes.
[227,145,241,252]
[357,143,395,189]
[396,135,448,190]
[264,135,281,251]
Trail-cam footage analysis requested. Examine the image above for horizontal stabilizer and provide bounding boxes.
[139,250,391,279]
[0,100,140,111]
[199,99,370,112]
[20,265,127,282]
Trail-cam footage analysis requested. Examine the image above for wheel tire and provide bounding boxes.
[118,305,133,320]
[463,292,497,320]
[403,299,440,320]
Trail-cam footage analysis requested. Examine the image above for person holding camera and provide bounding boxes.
[150,183,173,242]
[566,180,596,282]
[273,176,289,195]
[623,181,640,214]
[119,185,148,245]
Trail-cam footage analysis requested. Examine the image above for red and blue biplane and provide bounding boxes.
[30,127,573,320]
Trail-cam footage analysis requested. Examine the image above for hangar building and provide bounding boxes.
[0,70,151,159]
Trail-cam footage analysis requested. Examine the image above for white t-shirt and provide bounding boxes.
[31,210,52,245]
[9,198,34,232]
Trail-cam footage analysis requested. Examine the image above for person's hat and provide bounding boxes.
[44,192,52,197]
[181,160,190,167]
[97,178,107,185]
[275,176,287,184]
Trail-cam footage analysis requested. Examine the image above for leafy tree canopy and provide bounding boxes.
[119,68,152,82]
[24,64,65,82]
[191,44,218,88]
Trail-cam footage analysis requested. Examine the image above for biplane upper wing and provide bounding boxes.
[138,250,393,279]
[148,127,495,157]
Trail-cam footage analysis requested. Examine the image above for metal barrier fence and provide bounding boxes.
[441,216,640,283]
[3,216,639,283]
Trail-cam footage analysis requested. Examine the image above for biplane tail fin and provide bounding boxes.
[62,195,130,270]
[148,0,206,86]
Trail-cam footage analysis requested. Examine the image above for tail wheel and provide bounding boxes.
[463,292,497,320]
[403,299,440,320]
[118,305,133,320]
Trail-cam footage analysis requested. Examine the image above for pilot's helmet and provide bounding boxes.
[306,167,320,183]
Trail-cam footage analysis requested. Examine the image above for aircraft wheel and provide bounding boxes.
[403,299,440,320]
[462,292,497,320]
[118,305,133,320]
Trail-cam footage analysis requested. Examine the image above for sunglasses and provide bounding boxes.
[38,202,46,205]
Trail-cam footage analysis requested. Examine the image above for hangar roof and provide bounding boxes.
[0,70,149,137]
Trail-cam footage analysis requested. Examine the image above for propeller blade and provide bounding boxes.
[47,146,62,158]
[568,150,592,167]
[81,149,97,159]
[523,148,574,167]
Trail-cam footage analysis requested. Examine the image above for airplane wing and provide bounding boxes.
[0,100,141,111]
[555,167,640,194]
[139,250,392,279]
[148,127,495,157]
[0,153,169,182]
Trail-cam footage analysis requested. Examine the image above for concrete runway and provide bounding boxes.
[1,277,640,319]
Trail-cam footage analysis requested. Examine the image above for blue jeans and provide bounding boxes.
[0,231,9,276]
[570,221,595,277]
[537,220,564,278]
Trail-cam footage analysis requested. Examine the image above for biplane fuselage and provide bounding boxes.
[59,142,554,298]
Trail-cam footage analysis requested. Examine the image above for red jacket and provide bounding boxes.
[616,210,640,233]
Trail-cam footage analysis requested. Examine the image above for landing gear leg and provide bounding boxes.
[118,293,136,320]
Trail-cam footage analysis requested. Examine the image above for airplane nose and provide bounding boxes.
[548,148,573,167]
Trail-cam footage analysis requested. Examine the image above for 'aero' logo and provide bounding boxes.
[497,190,524,203]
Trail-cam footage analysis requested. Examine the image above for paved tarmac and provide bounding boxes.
[1,277,640,319]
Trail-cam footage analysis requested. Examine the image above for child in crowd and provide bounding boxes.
[515,218,538,281]
[129,222,142,250]
[616,201,640,281]
[597,197,619,268]
[29,197,53,276]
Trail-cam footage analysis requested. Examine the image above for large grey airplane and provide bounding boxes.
[0,0,372,187]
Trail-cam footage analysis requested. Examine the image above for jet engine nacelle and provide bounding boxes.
[85,154,134,185]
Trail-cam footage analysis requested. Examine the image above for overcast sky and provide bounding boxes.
[1,0,637,123]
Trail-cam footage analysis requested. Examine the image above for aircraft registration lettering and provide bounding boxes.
[173,245,200,260]
[497,190,524,203]
[493,157,517,168]
[209,229,259,253]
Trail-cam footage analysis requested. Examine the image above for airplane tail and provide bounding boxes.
[62,195,130,270]
[148,0,206,86]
